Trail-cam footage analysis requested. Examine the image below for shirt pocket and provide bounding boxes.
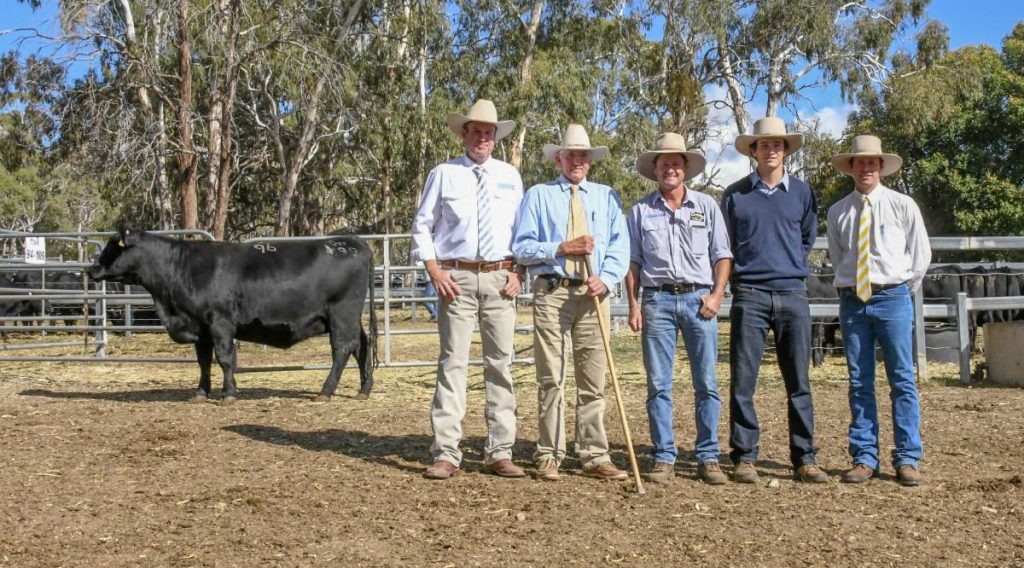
[879,223,905,255]
[641,216,670,254]
[689,225,709,256]
[441,190,475,220]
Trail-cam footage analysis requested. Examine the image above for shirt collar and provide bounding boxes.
[557,175,589,192]
[750,171,790,191]
[462,154,494,172]
[856,183,889,203]
[654,187,694,210]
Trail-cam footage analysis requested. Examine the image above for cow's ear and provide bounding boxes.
[117,225,138,248]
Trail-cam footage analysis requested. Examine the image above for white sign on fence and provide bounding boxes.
[24,237,46,264]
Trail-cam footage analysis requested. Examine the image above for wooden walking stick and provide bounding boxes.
[584,256,646,495]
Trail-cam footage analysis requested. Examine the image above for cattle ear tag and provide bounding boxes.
[118,238,125,247]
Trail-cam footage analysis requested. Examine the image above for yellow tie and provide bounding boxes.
[565,185,590,278]
[855,195,872,302]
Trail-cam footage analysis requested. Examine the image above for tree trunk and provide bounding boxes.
[509,0,544,170]
[176,0,199,231]
[212,0,241,240]
[275,78,325,237]
[717,38,748,136]
[156,101,174,230]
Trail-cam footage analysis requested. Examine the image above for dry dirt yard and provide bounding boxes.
[1,319,1022,567]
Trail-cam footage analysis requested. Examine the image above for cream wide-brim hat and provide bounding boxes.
[542,123,609,162]
[830,135,903,177]
[446,99,516,141]
[635,132,706,181]
[735,116,805,157]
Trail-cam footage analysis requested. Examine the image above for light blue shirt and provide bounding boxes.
[627,189,732,288]
[512,176,629,291]
[750,171,790,197]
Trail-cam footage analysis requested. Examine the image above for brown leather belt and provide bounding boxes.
[439,258,516,272]
[651,282,706,294]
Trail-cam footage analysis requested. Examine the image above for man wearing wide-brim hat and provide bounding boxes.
[512,123,630,482]
[826,134,931,487]
[624,133,733,485]
[721,116,828,484]
[412,99,527,480]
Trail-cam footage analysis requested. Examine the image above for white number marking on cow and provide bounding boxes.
[252,243,278,254]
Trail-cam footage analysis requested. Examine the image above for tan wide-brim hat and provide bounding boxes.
[446,99,516,141]
[542,123,609,162]
[830,135,903,177]
[735,116,805,157]
[635,132,706,181]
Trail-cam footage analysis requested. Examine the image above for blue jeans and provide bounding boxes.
[423,280,438,320]
[729,286,818,466]
[839,284,922,470]
[641,288,721,465]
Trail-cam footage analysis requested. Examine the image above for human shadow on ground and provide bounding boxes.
[17,386,355,403]
[223,423,646,477]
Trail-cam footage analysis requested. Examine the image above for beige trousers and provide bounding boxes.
[430,268,518,466]
[531,276,611,468]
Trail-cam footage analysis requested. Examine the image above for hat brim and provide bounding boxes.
[735,133,805,157]
[830,153,903,177]
[543,144,609,162]
[446,114,516,141]
[635,150,706,181]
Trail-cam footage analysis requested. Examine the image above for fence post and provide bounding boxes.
[913,287,928,382]
[382,235,392,366]
[957,292,971,385]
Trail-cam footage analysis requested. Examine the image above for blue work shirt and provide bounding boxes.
[627,189,732,288]
[512,176,630,291]
[751,171,790,197]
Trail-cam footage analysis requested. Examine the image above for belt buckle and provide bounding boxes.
[478,261,488,271]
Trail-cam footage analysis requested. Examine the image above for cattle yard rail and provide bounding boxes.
[2,232,1023,381]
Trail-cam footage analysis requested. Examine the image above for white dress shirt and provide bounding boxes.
[411,155,524,263]
[826,184,932,291]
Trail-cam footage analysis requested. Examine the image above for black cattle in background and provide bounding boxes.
[88,227,378,404]
[0,269,93,329]
[807,265,840,368]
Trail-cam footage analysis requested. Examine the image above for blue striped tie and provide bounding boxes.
[474,166,497,261]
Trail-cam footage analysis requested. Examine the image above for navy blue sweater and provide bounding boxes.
[721,174,817,291]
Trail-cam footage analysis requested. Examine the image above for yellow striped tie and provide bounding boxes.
[855,196,872,302]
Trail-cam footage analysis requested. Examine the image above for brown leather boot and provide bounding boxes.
[841,463,876,484]
[732,461,759,484]
[794,464,829,483]
[423,460,460,480]
[481,459,526,478]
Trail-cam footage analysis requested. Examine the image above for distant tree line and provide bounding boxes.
[1,1,1020,253]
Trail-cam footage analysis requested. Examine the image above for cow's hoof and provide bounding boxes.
[189,394,208,404]
[355,392,369,401]
[314,394,331,402]
[221,396,237,406]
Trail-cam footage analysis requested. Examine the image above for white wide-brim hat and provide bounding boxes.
[446,99,516,140]
[542,123,609,162]
[635,132,706,181]
[735,116,805,157]
[830,135,903,177]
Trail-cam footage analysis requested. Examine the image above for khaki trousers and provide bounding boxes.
[430,268,518,466]
[531,276,611,467]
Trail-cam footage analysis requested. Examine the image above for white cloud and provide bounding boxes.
[795,104,858,139]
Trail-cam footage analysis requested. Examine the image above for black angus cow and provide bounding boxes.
[88,227,378,404]
[807,265,840,367]
[0,269,91,329]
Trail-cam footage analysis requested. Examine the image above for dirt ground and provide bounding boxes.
[1,318,1022,567]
